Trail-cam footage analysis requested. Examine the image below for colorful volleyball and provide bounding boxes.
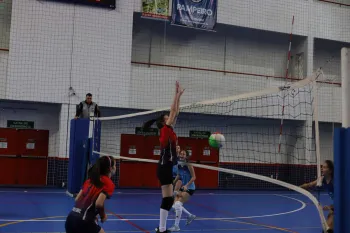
[209,133,225,148]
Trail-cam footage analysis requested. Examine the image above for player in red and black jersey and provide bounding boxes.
[143,81,185,233]
[65,156,116,233]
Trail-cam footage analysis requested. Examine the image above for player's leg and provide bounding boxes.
[173,180,182,197]
[169,191,194,231]
[157,164,174,233]
[65,212,88,233]
[85,219,103,233]
[326,209,334,232]
[65,213,79,233]
[182,190,196,225]
[172,183,182,212]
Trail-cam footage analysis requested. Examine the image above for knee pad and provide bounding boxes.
[161,196,174,211]
[174,201,183,211]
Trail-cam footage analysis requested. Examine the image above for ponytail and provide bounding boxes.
[143,119,157,130]
[143,114,167,130]
[89,160,103,188]
[88,156,115,188]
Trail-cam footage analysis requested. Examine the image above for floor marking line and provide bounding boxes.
[218,219,296,233]
[0,216,64,228]
[0,226,323,232]
[107,210,150,233]
[0,190,329,196]
[0,193,310,233]
[187,194,305,233]
[0,195,306,222]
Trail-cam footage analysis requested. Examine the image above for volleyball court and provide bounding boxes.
[0,72,332,232]
[1,0,347,232]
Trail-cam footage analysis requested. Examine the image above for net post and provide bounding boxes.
[335,47,350,233]
[342,48,350,128]
[89,112,94,139]
[312,79,322,183]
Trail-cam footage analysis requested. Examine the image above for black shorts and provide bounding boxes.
[180,187,195,196]
[65,212,101,233]
[157,163,173,186]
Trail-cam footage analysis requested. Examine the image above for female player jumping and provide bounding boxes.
[65,156,116,233]
[143,81,184,233]
[169,149,196,232]
[300,160,334,233]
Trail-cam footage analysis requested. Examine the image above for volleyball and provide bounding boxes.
[209,133,225,148]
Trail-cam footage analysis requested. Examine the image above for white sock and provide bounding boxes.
[174,201,183,227]
[159,208,169,232]
[182,206,192,216]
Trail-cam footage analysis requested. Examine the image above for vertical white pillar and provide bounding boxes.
[341,48,350,128]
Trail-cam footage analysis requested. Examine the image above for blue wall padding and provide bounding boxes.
[334,127,350,233]
[67,119,90,194]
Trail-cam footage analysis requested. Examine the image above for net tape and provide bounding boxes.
[93,72,328,231]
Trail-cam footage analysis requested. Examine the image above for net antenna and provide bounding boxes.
[94,71,329,232]
[276,16,294,180]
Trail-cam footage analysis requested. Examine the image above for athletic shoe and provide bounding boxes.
[186,214,196,225]
[155,227,171,233]
[168,225,181,232]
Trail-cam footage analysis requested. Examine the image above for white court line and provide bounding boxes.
[0,190,329,196]
[0,227,322,232]
[0,194,306,223]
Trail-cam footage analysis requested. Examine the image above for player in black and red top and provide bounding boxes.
[143,81,185,233]
[65,156,116,233]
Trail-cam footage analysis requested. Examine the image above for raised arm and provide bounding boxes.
[172,83,184,127]
[166,81,184,126]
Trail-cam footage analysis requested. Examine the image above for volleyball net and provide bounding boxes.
[92,71,328,231]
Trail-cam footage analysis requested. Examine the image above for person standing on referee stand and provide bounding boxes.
[74,93,101,119]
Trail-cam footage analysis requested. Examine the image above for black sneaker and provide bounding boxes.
[155,227,170,233]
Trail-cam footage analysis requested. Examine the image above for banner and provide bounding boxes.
[142,0,170,20]
[171,0,217,30]
[135,127,159,136]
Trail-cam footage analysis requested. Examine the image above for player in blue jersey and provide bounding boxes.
[172,146,181,183]
[169,149,196,232]
[300,160,334,233]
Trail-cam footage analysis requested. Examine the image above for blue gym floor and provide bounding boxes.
[0,189,331,232]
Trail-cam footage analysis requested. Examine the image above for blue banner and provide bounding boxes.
[171,0,217,30]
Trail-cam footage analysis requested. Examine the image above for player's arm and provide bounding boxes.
[95,104,101,117]
[300,179,318,189]
[166,81,184,126]
[96,192,108,222]
[173,175,180,186]
[75,102,83,119]
[172,84,182,127]
[184,165,196,189]
[75,189,83,202]
[97,179,115,223]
